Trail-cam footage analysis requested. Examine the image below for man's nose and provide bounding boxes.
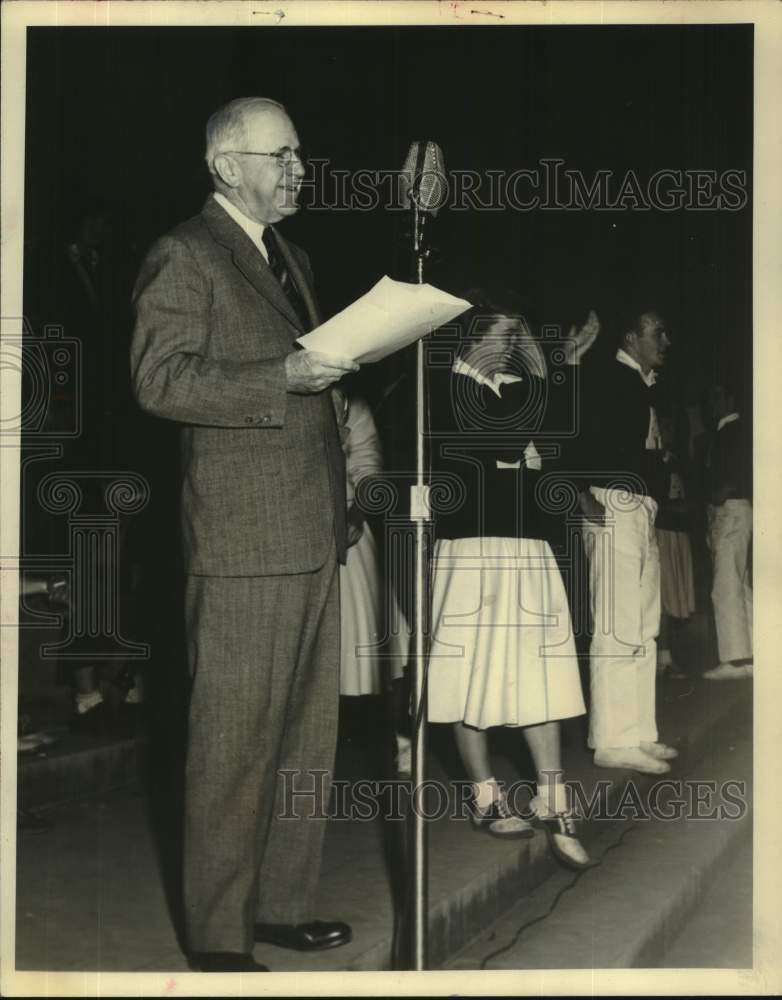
[289,157,307,178]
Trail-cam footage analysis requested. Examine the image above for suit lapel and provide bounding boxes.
[201,196,304,332]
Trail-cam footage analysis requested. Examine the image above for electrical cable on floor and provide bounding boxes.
[478,821,640,970]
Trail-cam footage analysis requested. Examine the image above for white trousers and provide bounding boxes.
[707,499,753,663]
[581,488,660,750]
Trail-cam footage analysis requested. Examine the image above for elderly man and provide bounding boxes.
[131,97,358,972]
[575,306,678,775]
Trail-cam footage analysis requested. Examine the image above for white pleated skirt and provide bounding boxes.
[339,521,409,696]
[427,536,586,729]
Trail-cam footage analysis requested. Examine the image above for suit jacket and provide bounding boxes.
[130,195,347,576]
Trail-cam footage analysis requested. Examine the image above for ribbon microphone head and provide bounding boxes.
[400,141,447,216]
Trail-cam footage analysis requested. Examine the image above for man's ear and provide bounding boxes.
[212,152,240,189]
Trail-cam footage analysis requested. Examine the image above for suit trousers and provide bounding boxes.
[581,489,660,751]
[707,499,753,662]
[182,545,340,954]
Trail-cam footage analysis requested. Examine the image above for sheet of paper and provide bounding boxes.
[297,275,472,363]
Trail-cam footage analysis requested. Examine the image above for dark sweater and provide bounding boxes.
[566,356,668,503]
[708,415,752,502]
[427,365,577,548]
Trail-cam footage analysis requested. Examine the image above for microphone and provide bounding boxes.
[400,141,446,216]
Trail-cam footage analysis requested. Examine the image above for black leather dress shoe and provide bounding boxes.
[254,920,352,951]
[190,951,269,972]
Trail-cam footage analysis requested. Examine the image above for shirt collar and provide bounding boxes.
[616,348,657,387]
[213,192,268,259]
[453,357,522,397]
[717,412,740,432]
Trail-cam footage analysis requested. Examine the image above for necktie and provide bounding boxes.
[262,227,309,330]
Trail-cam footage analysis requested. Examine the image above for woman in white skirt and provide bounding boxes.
[334,390,411,769]
[427,290,598,869]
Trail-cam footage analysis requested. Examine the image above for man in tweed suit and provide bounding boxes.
[131,97,358,972]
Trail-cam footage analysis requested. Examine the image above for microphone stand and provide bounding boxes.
[409,198,430,971]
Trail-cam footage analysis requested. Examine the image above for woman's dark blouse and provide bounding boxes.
[427,364,576,550]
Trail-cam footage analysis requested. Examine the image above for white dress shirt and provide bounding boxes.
[213,192,269,262]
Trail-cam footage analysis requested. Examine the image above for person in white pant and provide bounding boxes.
[702,387,753,680]
[575,305,678,775]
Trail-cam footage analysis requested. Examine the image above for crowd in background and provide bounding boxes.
[17,200,752,835]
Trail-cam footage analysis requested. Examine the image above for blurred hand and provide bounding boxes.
[579,490,606,524]
[564,310,600,365]
[346,503,364,547]
[285,349,359,394]
[347,521,364,547]
[48,577,69,605]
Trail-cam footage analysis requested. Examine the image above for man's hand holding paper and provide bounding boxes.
[285,349,359,394]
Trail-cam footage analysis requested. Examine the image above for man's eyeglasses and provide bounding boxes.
[220,146,309,167]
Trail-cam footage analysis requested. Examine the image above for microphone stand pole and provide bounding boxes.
[409,199,429,971]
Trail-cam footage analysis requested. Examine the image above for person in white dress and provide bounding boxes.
[426,290,599,869]
[334,390,411,768]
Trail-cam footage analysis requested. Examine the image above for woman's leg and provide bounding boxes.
[522,720,592,869]
[452,721,493,783]
[521,720,567,814]
[657,612,673,672]
[390,675,412,775]
[452,722,532,837]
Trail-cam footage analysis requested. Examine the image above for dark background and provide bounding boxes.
[16,23,753,843]
[23,23,753,405]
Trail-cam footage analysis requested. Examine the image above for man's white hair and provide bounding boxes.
[205,97,286,177]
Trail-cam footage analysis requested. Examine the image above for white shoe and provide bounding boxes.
[470,785,534,839]
[593,747,671,775]
[640,741,679,761]
[529,796,594,870]
[702,662,753,681]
